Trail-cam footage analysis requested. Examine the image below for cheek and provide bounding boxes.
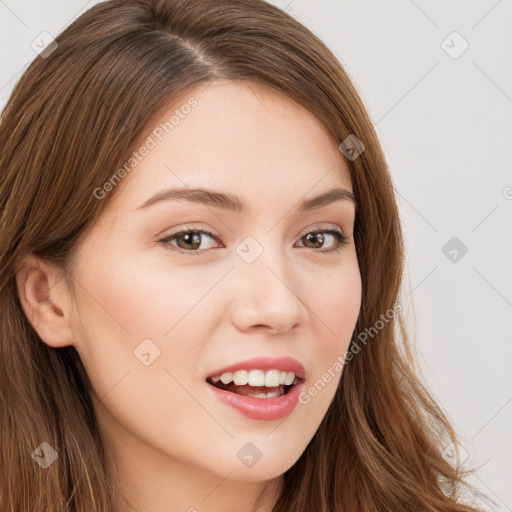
[70,258,222,464]
[71,254,225,391]
[300,260,361,403]
[308,259,362,346]
[76,252,221,339]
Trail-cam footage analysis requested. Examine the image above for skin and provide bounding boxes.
[17,80,362,512]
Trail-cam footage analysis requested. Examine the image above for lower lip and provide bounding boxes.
[206,381,305,421]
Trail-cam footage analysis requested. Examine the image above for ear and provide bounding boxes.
[15,253,75,348]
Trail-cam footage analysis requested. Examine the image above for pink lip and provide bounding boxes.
[206,379,305,421]
[206,356,306,380]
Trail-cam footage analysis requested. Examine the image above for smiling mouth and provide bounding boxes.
[206,377,299,398]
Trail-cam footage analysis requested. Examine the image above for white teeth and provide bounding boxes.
[248,369,265,386]
[246,389,284,398]
[220,372,233,385]
[211,369,298,387]
[264,370,280,387]
[284,372,295,385]
[233,370,248,385]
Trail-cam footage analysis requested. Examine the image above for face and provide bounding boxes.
[63,80,361,487]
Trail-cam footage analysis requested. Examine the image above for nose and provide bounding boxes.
[229,247,309,334]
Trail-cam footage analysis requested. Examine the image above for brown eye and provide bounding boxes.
[297,229,348,253]
[302,232,325,249]
[160,229,221,252]
[158,227,348,255]
[176,232,201,250]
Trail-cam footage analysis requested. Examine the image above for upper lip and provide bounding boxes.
[207,356,306,381]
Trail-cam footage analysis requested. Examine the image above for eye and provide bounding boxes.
[296,228,349,253]
[158,229,222,253]
[158,226,349,255]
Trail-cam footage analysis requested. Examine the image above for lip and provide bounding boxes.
[206,356,306,380]
[206,379,305,421]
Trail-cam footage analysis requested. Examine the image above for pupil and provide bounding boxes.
[305,233,323,248]
[180,232,201,250]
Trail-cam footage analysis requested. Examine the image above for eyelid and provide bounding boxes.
[158,224,223,244]
[297,222,344,238]
[158,223,345,242]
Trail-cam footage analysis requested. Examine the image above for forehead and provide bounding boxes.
[105,79,354,215]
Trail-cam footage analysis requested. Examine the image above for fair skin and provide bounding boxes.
[16,80,362,512]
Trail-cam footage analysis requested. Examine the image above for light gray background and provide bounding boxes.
[1,0,510,509]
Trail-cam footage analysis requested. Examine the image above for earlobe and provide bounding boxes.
[15,254,74,348]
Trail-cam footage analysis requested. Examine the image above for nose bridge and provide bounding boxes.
[230,236,307,331]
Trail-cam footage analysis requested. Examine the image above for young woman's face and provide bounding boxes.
[68,80,361,486]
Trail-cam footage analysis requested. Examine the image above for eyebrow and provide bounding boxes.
[135,186,358,213]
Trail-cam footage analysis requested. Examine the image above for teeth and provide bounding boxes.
[233,370,248,385]
[246,389,284,398]
[220,372,233,385]
[264,370,280,387]
[284,372,296,385]
[211,369,298,387]
[248,369,264,386]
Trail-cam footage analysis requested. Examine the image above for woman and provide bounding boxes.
[0,0,488,510]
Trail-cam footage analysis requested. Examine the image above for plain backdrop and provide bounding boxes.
[1,0,511,509]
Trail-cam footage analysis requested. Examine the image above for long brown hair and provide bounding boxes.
[0,0,489,510]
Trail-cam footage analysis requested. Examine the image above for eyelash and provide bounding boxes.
[158,225,349,255]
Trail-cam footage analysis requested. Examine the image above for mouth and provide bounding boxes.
[204,358,307,420]
[206,375,303,399]
[205,366,306,420]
